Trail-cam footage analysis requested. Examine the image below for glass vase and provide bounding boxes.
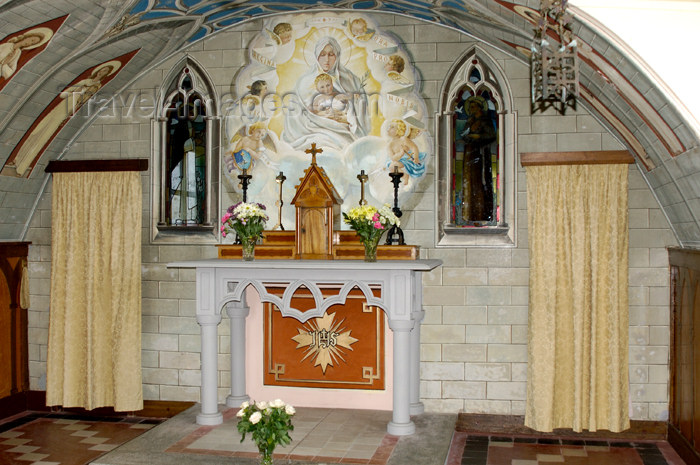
[259,447,273,465]
[241,236,257,261]
[363,235,381,262]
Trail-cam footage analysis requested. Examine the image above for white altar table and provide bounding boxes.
[167,258,442,436]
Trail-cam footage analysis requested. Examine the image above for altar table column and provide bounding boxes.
[387,319,416,435]
[410,308,425,415]
[226,297,250,408]
[196,313,222,425]
[410,275,425,415]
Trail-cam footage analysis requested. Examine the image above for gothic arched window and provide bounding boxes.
[152,60,219,242]
[436,48,516,247]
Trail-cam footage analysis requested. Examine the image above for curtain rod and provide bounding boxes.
[45,159,149,173]
[520,151,634,166]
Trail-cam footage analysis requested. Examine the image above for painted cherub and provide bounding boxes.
[227,122,269,172]
[311,73,349,124]
[241,79,267,117]
[386,119,424,184]
[385,55,410,85]
[272,22,293,45]
[349,18,374,41]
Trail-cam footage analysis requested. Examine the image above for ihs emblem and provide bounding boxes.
[291,312,358,373]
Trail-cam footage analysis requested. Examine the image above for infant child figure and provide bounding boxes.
[311,73,349,125]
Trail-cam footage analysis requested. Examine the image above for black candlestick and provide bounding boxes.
[235,169,253,244]
[385,167,405,245]
[238,168,252,203]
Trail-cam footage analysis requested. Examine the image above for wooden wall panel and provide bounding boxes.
[669,247,700,465]
[0,242,30,399]
[263,286,385,390]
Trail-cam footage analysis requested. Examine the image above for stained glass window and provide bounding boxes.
[153,60,218,241]
[436,49,515,247]
[450,59,501,227]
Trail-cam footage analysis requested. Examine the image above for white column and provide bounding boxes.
[387,319,416,436]
[410,307,425,415]
[410,273,425,415]
[226,297,250,408]
[196,313,223,425]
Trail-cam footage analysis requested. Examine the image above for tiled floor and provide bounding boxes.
[167,407,398,463]
[0,412,162,465]
[0,408,689,465]
[446,432,687,465]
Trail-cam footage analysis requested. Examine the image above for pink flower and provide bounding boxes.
[374,221,383,229]
[222,212,232,222]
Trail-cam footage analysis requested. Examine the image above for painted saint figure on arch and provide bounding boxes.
[0,49,138,178]
[0,31,46,79]
[0,16,67,91]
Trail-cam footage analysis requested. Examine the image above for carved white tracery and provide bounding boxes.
[223,278,385,323]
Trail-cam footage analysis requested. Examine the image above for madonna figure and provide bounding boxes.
[282,36,370,150]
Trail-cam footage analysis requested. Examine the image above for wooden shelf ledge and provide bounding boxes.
[45,159,148,173]
[520,150,634,166]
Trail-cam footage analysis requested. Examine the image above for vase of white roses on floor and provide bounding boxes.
[221,202,268,261]
[343,204,400,262]
[237,399,295,465]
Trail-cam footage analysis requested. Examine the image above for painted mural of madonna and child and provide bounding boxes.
[224,13,430,226]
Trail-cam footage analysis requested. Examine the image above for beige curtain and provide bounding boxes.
[47,171,142,411]
[525,164,629,432]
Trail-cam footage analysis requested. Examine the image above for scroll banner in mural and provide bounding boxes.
[224,12,431,228]
[264,287,385,390]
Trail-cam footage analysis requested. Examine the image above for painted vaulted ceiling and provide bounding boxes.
[0,0,698,244]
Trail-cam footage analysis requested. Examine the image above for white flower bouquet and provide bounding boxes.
[236,399,295,464]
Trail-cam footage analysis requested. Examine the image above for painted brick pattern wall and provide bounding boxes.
[23,14,678,420]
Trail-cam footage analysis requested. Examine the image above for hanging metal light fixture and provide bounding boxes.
[531,0,579,111]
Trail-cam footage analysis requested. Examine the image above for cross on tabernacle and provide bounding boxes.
[305,143,323,165]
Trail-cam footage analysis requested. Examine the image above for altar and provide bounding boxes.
[167,258,441,436]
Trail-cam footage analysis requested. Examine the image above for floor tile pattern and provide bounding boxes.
[456,433,685,465]
[0,413,162,465]
[166,406,398,464]
[0,409,689,465]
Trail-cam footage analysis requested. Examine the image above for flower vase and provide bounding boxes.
[241,236,257,261]
[259,447,273,465]
[363,235,381,262]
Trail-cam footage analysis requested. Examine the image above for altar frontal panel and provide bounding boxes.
[263,287,385,390]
